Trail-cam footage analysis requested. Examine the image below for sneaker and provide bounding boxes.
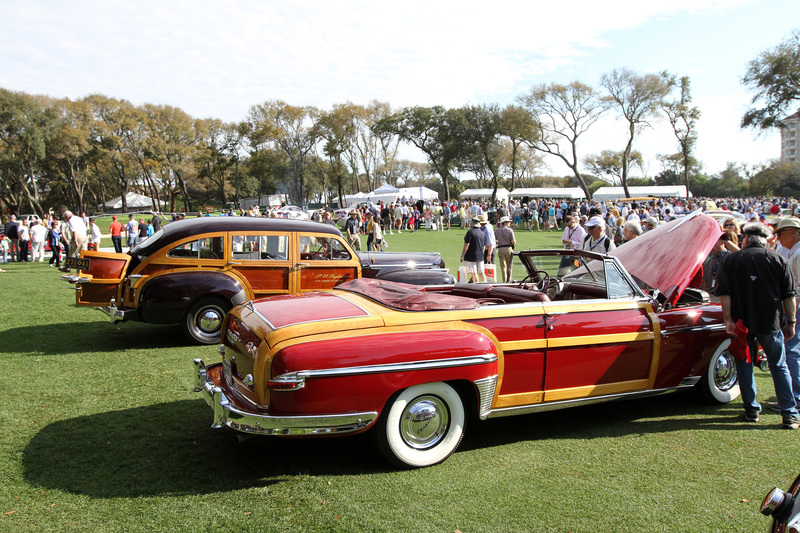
[744,409,760,422]
[767,402,781,413]
[783,416,800,430]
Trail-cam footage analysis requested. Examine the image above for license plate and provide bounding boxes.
[222,358,232,384]
[65,257,91,271]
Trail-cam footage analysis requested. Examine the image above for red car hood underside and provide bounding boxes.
[609,212,721,305]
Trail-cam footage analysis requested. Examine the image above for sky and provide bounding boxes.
[1,0,799,179]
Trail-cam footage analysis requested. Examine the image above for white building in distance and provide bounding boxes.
[781,110,800,163]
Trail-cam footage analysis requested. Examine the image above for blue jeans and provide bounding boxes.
[738,330,799,417]
[785,306,800,406]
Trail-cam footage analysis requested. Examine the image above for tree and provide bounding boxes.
[750,160,800,197]
[600,68,673,198]
[498,105,539,190]
[0,89,56,216]
[516,81,609,200]
[46,98,99,213]
[83,95,140,213]
[458,104,504,203]
[583,150,643,186]
[247,101,318,205]
[374,106,466,202]
[661,74,701,201]
[741,30,800,131]
[313,103,360,206]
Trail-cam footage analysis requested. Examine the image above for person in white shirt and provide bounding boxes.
[63,210,88,259]
[89,218,102,251]
[29,220,47,262]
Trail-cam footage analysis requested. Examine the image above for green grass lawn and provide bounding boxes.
[0,229,795,532]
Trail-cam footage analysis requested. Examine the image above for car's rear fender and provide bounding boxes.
[265,328,500,418]
[137,270,248,324]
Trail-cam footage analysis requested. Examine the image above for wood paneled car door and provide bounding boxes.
[228,232,292,298]
[541,259,659,403]
[293,233,361,293]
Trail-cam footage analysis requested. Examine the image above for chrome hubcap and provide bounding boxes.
[714,350,737,391]
[197,308,223,334]
[400,395,449,450]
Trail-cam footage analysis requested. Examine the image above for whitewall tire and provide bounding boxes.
[376,382,466,468]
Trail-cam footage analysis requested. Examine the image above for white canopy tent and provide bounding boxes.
[100,192,165,212]
[459,188,509,203]
[591,186,690,202]
[343,185,439,207]
[509,187,586,199]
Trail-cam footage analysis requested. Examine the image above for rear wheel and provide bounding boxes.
[376,382,465,468]
[183,297,232,345]
[699,340,740,404]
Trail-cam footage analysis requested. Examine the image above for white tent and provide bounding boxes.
[591,186,690,202]
[344,186,438,206]
[100,192,164,212]
[510,187,586,199]
[459,188,509,202]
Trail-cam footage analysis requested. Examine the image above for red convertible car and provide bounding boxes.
[193,212,738,468]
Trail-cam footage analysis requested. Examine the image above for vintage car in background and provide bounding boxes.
[762,472,800,532]
[62,217,453,344]
[275,206,309,220]
[193,212,739,468]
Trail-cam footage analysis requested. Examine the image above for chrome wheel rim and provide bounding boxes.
[714,350,737,391]
[399,395,449,450]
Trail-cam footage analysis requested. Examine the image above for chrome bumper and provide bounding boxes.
[192,359,378,436]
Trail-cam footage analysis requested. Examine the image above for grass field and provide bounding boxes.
[0,223,795,532]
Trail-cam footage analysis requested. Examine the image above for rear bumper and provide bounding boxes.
[98,300,139,323]
[192,359,378,436]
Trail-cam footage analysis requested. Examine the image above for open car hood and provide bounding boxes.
[609,212,721,305]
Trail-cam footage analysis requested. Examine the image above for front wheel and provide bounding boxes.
[183,297,232,345]
[375,382,465,469]
[699,339,740,404]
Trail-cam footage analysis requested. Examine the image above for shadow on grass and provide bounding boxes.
[462,390,761,453]
[23,399,386,498]
[4,321,189,355]
[23,391,752,498]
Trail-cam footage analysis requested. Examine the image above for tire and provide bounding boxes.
[183,297,232,345]
[699,339,740,404]
[375,382,466,469]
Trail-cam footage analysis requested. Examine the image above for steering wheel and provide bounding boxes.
[314,242,330,259]
[518,270,550,291]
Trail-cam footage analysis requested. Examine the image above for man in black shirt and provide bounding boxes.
[460,217,486,283]
[718,222,799,429]
[4,214,18,261]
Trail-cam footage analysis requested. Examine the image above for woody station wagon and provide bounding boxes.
[62,217,452,344]
[193,212,740,468]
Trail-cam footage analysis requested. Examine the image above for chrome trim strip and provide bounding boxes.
[474,375,498,420]
[662,323,726,335]
[193,359,378,436]
[487,383,697,418]
[270,353,499,391]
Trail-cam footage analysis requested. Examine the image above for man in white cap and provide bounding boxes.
[581,216,615,253]
[774,217,800,413]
